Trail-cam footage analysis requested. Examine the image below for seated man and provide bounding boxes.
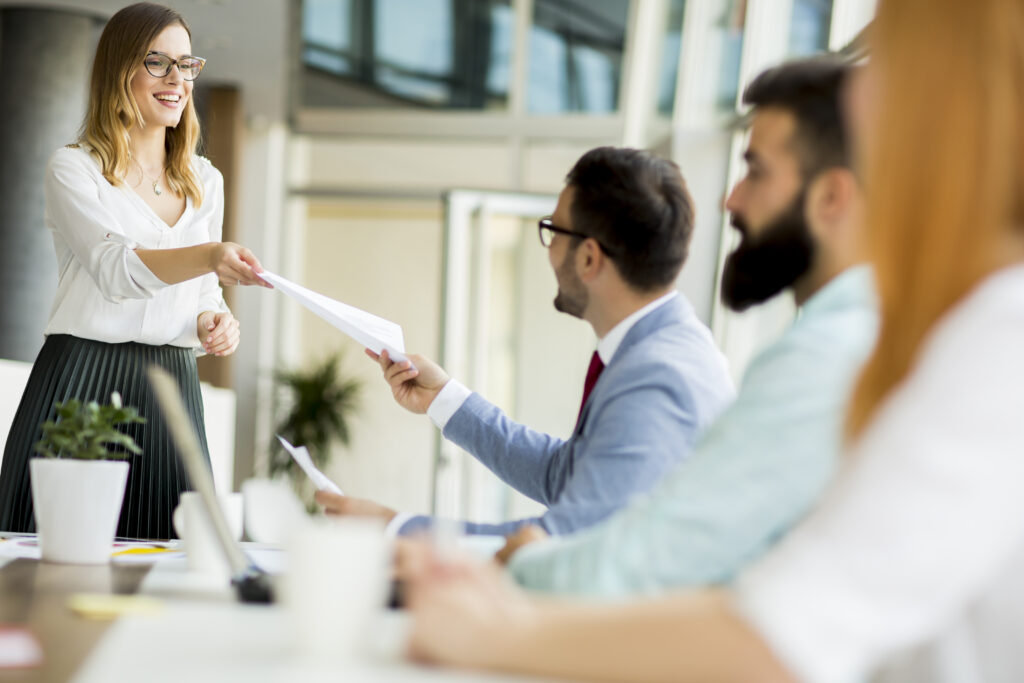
[500,57,878,596]
[318,147,735,536]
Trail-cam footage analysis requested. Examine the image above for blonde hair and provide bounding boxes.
[846,0,1024,438]
[79,2,204,206]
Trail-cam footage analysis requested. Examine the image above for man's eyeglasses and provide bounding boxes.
[537,217,615,255]
[144,51,207,81]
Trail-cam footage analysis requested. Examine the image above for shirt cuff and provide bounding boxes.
[385,512,414,537]
[426,380,472,429]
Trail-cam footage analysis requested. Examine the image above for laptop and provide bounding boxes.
[148,366,274,604]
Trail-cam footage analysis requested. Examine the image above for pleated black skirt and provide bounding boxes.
[0,334,211,539]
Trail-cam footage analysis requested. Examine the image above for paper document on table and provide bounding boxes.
[276,435,343,495]
[258,270,408,363]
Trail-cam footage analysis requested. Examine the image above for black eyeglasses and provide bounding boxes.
[537,217,616,255]
[144,51,207,81]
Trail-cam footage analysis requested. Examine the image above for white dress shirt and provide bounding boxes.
[42,145,229,350]
[733,264,1024,683]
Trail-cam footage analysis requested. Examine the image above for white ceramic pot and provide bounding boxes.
[30,458,129,565]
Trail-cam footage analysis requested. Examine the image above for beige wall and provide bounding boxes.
[289,199,444,515]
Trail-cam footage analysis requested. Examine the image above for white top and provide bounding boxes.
[42,145,229,349]
[733,263,1024,683]
[424,291,679,430]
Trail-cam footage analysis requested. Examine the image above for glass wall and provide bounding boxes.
[301,0,514,109]
[527,0,630,114]
[300,0,634,115]
[714,0,748,111]
[788,0,834,56]
[657,0,687,115]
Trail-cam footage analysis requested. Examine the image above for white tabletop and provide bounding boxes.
[70,548,566,683]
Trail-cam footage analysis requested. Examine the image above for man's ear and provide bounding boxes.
[806,167,857,237]
[576,238,604,283]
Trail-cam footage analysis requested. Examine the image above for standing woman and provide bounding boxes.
[0,2,270,539]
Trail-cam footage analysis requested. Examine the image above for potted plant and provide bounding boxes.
[31,392,144,564]
[270,353,361,511]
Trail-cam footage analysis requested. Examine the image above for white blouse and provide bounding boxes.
[733,264,1024,683]
[42,145,229,350]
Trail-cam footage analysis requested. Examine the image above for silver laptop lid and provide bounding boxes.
[147,366,251,575]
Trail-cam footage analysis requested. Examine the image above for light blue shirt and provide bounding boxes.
[508,266,878,597]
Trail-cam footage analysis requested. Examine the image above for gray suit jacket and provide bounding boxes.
[399,296,735,536]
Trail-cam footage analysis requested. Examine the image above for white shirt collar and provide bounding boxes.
[596,290,678,365]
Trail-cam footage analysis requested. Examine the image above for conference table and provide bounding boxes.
[0,536,563,683]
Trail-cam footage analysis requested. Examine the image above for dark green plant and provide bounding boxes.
[34,392,145,460]
[270,354,361,506]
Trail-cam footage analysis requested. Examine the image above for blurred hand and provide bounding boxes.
[365,349,450,414]
[207,242,273,288]
[314,490,397,524]
[495,525,549,565]
[407,549,535,667]
[394,538,434,583]
[197,311,240,356]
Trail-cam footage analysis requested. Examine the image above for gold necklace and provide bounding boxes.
[135,161,165,196]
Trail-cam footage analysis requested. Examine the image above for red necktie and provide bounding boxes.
[578,351,605,422]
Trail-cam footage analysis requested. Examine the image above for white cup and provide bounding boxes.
[172,491,243,576]
[241,478,307,544]
[282,517,390,661]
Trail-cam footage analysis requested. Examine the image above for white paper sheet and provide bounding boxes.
[0,536,185,564]
[258,271,408,363]
[276,435,344,495]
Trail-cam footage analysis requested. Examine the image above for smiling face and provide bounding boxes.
[129,23,193,130]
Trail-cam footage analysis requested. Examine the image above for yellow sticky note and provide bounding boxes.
[111,547,177,557]
[67,593,164,620]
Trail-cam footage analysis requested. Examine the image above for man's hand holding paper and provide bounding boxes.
[366,349,451,415]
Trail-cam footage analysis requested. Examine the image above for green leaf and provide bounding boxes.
[33,395,145,461]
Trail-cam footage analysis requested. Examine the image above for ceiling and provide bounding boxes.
[0,0,291,122]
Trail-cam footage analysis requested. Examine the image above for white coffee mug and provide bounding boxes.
[172,491,243,576]
[282,517,390,661]
[241,478,307,544]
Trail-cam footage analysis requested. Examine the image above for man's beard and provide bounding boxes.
[553,246,588,319]
[720,192,815,312]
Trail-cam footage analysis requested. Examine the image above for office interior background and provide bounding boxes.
[0,0,875,526]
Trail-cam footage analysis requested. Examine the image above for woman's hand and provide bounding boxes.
[207,242,272,288]
[197,311,240,356]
